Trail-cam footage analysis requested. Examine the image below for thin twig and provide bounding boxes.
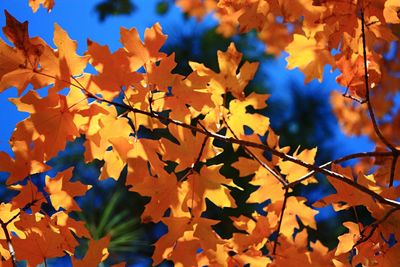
[342,92,366,104]
[221,116,287,186]
[360,10,398,153]
[273,188,289,256]
[189,136,209,217]
[286,151,393,188]
[353,207,400,248]
[389,154,398,187]
[0,219,16,267]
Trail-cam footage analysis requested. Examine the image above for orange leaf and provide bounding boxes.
[120,23,167,71]
[45,167,91,211]
[71,236,111,267]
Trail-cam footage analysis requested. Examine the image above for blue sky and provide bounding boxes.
[0,0,374,159]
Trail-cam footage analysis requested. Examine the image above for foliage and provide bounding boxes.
[1,0,400,266]
[95,0,137,22]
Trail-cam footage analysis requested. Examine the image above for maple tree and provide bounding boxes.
[1,0,400,266]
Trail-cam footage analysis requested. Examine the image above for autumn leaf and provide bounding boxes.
[13,212,78,266]
[335,221,360,256]
[0,203,24,240]
[162,124,215,172]
[0,11,46,94]
[29,0,55,12]
[153,217,222,265]
[0,143,49,185]
[11,180,45,213]
[120,23,167,71]
[180,164,239,216]
[225,92,270,137]
[129,168,186,223]
[9,89,86,160]
[45,167,91,211]
[45,23,89,91]
[286,33,334,83]
[71,235,111,267]
[86,39,142,99]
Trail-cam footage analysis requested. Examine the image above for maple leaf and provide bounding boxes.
[120,23,167,71]
[335,54,381,98]
[237,0,269,32]
[232,248,272,266]
[1,13,88,93]
[2,11,42,58]
[45,23,89,91]
[9,89,86,160]
[29,0,55,12]
[315,165,378,212]
[0,143,49,185]
[152,217,222,265]
[382,243,400,267]
[129,168,187,223]
[52,211,91,239]
[330,91,372,136]
[335,221,360,256]
[246,165,285,204]
[86,39,143,99]
[0,11,46,94]
[3,1,400,266]
[71,235,111,267]
[0,38,26,93]
[230,212,278,253]
[0,203,24,240]
[13,212,78,266]
[146,53,178,92]
[167,71,215,121]
[190,42,259,102]
[100,136,134,180]
[82,105,132,163]
[225,92,270,137]
[258,17,292,56]
[286,33,335,83]
[268,196,319,239]
[162,124,215,172]
[11,180,45,213]
[45,167,91,211]
[181,164,239,216]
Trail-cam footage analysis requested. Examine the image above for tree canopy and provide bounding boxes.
[1,0,400,266]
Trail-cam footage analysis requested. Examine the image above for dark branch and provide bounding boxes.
[360,10,399,153]
[273,188,289,256]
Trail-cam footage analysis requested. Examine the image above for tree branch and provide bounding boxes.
[360,10,399,153]
[273,187,289,256]
[353,207,400,248]
[0,219,16,267]
[389,154,398,187]
[221,115,287,186]
[286,151,393,188]
[31,71,400,210]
